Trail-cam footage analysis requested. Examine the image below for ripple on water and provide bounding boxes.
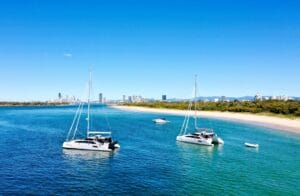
[0,106,299,195]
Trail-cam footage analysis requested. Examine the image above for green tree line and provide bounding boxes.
[124,100,300,117]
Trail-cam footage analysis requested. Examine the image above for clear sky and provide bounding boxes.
[0,0,299,101]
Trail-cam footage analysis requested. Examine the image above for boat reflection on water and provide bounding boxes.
[245,146,259,153]
[62,149,119,161]
[176,142,223,158]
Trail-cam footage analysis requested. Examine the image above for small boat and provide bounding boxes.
[152,118,169,124]
[245,142,259,148]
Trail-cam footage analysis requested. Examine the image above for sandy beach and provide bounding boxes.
[111,105,300,135]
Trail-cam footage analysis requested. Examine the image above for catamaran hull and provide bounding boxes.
[63,141,120,152]
[176,136,213,146]
[212,136,224,144]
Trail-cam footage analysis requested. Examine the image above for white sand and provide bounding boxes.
[111,105,300,135]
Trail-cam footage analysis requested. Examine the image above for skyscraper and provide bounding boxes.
[58,92,62,100]
[99,93,103,103]
[128,96,132,103]
[162,95,167,101]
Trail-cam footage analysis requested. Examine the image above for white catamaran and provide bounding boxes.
[62,72,120,152]
[176,75,224,146]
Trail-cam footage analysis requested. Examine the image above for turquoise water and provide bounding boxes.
[0,105,299,195]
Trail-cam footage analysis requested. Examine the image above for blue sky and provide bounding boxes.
[0,0,299,101]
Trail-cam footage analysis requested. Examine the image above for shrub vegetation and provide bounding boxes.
[124,100,300,117]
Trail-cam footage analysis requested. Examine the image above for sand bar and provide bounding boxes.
[111,105,300,135]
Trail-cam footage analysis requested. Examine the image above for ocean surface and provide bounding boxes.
[0,105,299,195]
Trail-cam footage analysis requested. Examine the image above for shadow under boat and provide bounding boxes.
[62,148,119,161]
[176,141,224,157]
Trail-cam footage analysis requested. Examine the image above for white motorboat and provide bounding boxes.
[62,72,120,152]
[245,142,259,148]
[153,118,169,124]
[176,75,224,146]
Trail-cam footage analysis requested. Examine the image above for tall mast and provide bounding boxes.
[194,74,198,129]
[87,71,91,136]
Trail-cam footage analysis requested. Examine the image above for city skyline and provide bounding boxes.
[0,1,300,101]
[50,91,297,104]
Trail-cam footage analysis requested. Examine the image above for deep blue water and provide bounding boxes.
[0,105,299,195]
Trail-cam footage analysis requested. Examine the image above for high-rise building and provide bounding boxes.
[162,95,167,101]
[122,95,126,103]
[99,93,103,103]
[58,92,62,100]
[128,96,132,103]
[254,93,262,101]
[220,96,226,102]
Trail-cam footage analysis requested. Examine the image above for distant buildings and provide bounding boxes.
[128,96,132,103]
[58,92,62,100]
[132,95,143,103]
[99,93,103,103]
[162,95,167,101]
[220,96,227,102]
[254,93,262,101]
[50,92,77,103]
[253,94,293,101]
[122,95,144,103]
[270,95,292,101]
[213,98,219,102]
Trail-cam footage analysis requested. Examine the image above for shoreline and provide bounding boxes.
[111,105,300,135]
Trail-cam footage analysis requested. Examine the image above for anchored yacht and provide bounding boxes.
[176,75,224,146]
[62,72,120,152]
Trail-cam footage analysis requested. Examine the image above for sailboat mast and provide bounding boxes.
[194,74,198,129]
[87,71,91,136]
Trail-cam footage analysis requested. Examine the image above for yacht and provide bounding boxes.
[63,132,120,152]
[176,75,224,146]
[62,72,120,152]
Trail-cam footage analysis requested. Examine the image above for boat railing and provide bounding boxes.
[88,131,112,136]
[196,128,214,133]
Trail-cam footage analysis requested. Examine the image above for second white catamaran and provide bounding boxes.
[176,75,224,146]
[62,72,120,152]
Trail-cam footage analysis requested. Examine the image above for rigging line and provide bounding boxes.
[90,70,95,132]
[72,103,83,140]
[180,101,192,135]
[66,102,82,141]
[180,104,188,134]
[180,113,188,135]
[183,101,193,135]
[87,71,91,133]
[184,77,198,135]
[194,74,198,129]
[104,110,112,131]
